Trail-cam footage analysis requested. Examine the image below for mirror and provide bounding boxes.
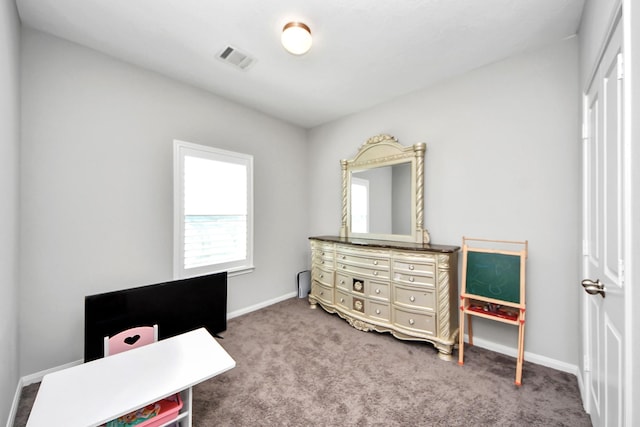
[340,134,430,244]
[350,163,411,235]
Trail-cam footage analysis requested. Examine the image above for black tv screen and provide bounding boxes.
[84,272,227,362]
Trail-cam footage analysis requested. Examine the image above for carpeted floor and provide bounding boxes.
[14,297,591,426]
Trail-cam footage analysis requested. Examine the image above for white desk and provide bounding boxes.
[27,328,236,427]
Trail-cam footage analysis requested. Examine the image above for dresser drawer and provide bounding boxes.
[393,251,436,264]
[336,273,350,291]
[337,262,390,280]
[336,289,351,310]
[314,256,334,269]
[366,300,390,321]
[367,280,389,301]
[312,282,333,305]
[393,307,435,335]
[312,242,334,258]
[312,266,334,287]
[336,251,389,269]
[394,285,435,311]
[393,259,435,275]
[393,271,434,287]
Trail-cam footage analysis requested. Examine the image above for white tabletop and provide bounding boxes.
[27,328,236,427]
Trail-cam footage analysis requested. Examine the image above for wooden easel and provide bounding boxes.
[457,237,528,385]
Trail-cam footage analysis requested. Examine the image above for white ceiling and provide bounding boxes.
[16,0,586,129]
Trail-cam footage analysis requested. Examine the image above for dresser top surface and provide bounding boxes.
[309,235,459,253]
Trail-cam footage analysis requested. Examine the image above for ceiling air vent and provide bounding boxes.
[217,46,255,71]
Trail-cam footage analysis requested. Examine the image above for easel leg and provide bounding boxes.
[467,314,474,346]
[458,304,466,365]
[515,320,525,386]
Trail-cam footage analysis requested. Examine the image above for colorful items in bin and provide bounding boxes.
[105,403,160,427]
[101,393,182,427]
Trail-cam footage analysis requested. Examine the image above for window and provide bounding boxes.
[351,177,369,233]
[174,140,254,278]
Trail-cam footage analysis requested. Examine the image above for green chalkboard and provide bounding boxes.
[465,251,522,304]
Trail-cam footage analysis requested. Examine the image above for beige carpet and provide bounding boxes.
[14,297,591,426]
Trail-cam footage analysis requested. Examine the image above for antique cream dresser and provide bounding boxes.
[309,236,459,360]
[309,134,460,360]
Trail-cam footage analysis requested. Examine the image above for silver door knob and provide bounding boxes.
[582,279,605,298]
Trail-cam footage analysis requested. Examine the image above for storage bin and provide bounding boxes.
[102,393,183,427]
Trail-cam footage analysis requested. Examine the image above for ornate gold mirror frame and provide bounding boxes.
[340,134,430,244]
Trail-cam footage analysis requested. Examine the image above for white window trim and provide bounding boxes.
[351,176,370,234]
[173,139,254,279]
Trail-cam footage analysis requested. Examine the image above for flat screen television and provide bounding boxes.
[84,272,227,362]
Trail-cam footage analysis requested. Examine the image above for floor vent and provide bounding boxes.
[217,46,255,70]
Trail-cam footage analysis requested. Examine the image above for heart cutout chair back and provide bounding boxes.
[104,325,158,357]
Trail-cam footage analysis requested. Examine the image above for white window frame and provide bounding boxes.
[174,140,254,279]
[351,177,370,233]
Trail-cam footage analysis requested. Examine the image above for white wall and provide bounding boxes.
[308,38,581,365]
[19,28,309,375]
[0,0,20,422]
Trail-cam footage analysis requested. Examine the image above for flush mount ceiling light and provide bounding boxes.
[281,22,312,55]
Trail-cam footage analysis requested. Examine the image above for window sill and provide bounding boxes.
[227,265,255,278]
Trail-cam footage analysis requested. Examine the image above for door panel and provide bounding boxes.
[604,316,622,427]
[583,17,625,427]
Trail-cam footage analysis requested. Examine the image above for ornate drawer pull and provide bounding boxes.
[409,276,414,282]
[321,260,325,264]
[342,255,346,259]
[340,280,345,285]
[375,288,381,294]
[321,252,325,256]
[354,282,363,291]
[373,260,378,265]
[320,291,324,296]
[320,274,324,279]
[409,318,415,325]
[410,296,416,302]
[373,271,378,276]
[375,309,381,315]
[342,265,347,269]
[409,264,415,270]
[340,298,345,303]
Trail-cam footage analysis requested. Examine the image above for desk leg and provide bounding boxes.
[186,387,193,427]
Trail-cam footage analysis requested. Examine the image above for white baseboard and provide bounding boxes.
[227,291,297,320]
[21,359,83,386]
[6,377,23,427]
[463,334,579,375]
[6,359,83,427]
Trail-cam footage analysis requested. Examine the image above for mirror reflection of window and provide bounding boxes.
[351,177,369,233]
